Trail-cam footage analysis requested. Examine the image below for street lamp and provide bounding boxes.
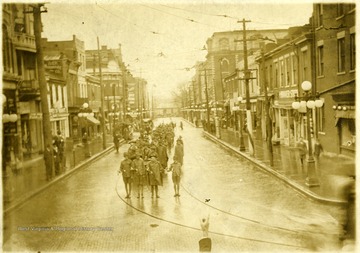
[78,102,93,157]
[236,96,246,151]
[291,81,324,187]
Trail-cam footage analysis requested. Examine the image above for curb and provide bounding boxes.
[202,131,346,205]
[3,140,125,216]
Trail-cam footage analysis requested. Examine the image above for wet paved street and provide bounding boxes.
[3,118,344,252]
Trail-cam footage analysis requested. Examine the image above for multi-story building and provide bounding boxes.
[313,3,355,157]
[202,29,289,132]
[86,45,125,133]
[3,3,41,168]
[127,77,148,120]
[42,35,87,140]
[43,55,69,137]
[257,28,314,147]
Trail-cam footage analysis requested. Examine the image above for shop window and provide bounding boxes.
[341,119,356,148]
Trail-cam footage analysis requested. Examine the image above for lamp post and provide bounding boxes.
[78,102,93,157]
[291,81,323,187]
[236,96,246,151]
[2,93,21,202]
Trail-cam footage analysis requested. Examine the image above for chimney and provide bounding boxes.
[101,45,107,50]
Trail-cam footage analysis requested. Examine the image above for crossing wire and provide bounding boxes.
[114,176,308,250]
[180,182,339,237]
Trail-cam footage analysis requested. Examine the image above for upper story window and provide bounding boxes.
[350,27,356,71]
[337,32,346,73]
[219,38,229,51]
[337,4,345,17]
[280,59,285,87]
[291,54,297,86]
[285,56,291,87]
[317,41,324,76]
[269,64,273,89]
[301,47,308,81]
[274,61,279,88]
[316,4,323,27]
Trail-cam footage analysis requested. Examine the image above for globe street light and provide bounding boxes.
[78,103,93,157]
[236,96,246,151]
[291,81,324,187]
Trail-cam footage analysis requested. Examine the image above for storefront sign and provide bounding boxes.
[44,59,63,74]
[29,113,42,120]
[279,89,298,99]
[19,102,30,114]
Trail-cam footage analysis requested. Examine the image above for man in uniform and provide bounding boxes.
[119,152,133,198]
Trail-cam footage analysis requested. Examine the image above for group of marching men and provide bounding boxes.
[118,122,184,199]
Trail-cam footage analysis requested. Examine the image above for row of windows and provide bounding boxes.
[265,50,309,89]
[317,31,356,75]
[49,84,66,109]
[315,3,355,27]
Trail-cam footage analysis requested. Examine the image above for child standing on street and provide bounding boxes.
[168,160,182,197]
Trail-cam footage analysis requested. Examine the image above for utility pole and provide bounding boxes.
[122,68,127,120]
[113,84,116,132]
[97,37,107,150]
[237,18,255,156]
[204,69,210,133]
[261,50,274,166]
[33,4,53,176]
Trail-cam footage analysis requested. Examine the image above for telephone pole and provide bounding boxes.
[97,37,107,150]
[236,18,255,156]
[33,4,54,176]
[261,50,274,166]
[204,69,211,133]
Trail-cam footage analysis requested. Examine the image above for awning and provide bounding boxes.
[334,109,355,119]
[87,116,100,125]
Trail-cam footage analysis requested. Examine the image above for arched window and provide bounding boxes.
[219,38,229,51]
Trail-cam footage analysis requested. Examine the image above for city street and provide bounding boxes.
[3,118,344,252]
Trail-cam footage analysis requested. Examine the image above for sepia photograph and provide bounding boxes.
[1,0,356,252]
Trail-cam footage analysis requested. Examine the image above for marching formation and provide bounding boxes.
[118,122,184,199]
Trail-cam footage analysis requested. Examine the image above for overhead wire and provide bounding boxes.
[114,178,308,250]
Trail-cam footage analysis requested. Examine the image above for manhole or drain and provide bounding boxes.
[150,224,159,228]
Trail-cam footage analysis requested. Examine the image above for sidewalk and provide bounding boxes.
[187,119,355,204]
[3,135,118,214]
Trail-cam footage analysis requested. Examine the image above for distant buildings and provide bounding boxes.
[2,3,149,172]
[184,3,355,157]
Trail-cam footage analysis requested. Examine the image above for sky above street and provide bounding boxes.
[35,0,316,98]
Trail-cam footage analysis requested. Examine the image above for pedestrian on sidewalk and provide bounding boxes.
[296,138,307,167]
[54,130,65,172]
[168,159,182,197]
[53,143,60,176]
[118,152,133,198]
[44,144,53,181]
[313,139,323,159]
[132,153,146,198]
[147,156,162,198]
[113,131,121,153]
